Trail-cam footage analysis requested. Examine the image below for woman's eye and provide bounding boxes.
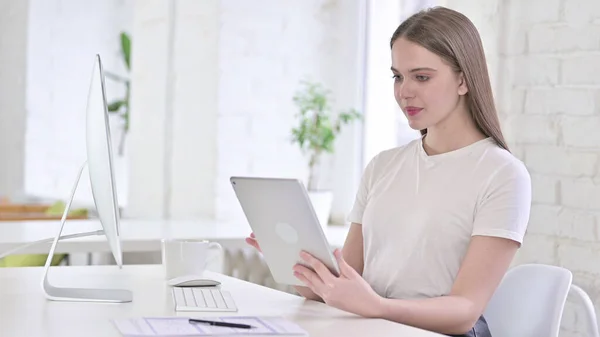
[416,75,429,82]
[392,75,403,82]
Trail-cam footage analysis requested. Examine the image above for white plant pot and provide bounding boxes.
[308,190,333,230]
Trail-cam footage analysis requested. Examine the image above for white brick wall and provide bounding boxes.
[24,0,132,207]
[564,0,600,25]
[445,0,600,335]
[215,0,362,223]
[563,55,600,86]
[524,89,597,116]
[10,0,362,221]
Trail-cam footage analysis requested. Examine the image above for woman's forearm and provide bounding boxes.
[378,295,479,335]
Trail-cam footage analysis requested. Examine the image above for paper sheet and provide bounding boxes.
[112,316,308,336]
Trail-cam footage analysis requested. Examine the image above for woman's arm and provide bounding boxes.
[294,222,365,301]
[377,235,519,335]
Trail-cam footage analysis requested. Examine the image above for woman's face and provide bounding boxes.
[390,37,468,132]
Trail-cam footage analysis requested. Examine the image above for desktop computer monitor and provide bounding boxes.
[86,53,123,267]
[41,54,132,303]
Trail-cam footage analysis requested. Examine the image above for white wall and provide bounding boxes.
[127,0,220,219]
[127,0,365,223]
[9,0,363,222]
[444,0,600,336]
[506,2,600,336]
[215,0,364,223]
[0,0,28,198]
[362,0,404,166]
[24,0,132,207]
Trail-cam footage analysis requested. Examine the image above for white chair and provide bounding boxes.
[570,284,600,337]
[483,263,599,337]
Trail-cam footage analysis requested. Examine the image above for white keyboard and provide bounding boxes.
[172,287,238,312]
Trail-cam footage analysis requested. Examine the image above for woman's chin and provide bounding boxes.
[407,119,427,131]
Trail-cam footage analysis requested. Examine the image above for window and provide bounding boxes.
[361,0,440,168]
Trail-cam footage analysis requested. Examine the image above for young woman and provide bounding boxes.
[246,6,531,337]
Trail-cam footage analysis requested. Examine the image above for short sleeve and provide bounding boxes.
[346,155,378,224]
[471,160,532,246]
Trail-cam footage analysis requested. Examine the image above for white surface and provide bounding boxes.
[230,177,340,286]
[172,287,237,312]
[483,264,572,337]
[0,219,350,255]
[0,265,443,337]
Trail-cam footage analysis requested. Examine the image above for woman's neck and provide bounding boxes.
[422,106,486,156]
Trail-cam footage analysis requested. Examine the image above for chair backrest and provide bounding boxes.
[483,264,573,337]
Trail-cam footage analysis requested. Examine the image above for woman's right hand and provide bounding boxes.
[245,232,262,252]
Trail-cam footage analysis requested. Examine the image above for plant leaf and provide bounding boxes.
[120,32,131,70]
[291,80,361,168]
[108,100,126,112]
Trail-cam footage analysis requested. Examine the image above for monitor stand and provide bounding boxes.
[41,161,133,303]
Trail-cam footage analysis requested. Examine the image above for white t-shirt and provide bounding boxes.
[347,136,531,300]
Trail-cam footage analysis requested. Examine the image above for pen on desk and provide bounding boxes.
[188,318,254,329]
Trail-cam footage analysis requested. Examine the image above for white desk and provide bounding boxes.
[0,219,350,255]
[0,265,442,337]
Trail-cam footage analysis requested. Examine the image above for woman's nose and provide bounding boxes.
[396,81,414,99]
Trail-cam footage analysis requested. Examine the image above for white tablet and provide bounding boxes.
[230,176,340,286]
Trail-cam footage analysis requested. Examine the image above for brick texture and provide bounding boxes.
[448,0,600,335]
[498,0,600,335]
[23,0,133,207]
[215,0,359,222]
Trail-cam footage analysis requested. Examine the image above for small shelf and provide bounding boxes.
[0,204,88,221]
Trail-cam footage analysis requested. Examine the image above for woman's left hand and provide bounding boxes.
[293,249,384,318]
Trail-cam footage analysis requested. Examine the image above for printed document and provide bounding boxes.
[112,316,308,336]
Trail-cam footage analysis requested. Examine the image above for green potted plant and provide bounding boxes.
[105,31,131,156]
[291,81,361,227]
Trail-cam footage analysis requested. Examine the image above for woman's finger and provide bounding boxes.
[294,263,326,293]
[300,251,337,285]
[293,271,316,293]
[333,249,356,278]
[245,237,262,252]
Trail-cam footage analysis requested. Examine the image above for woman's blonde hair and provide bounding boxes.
[390,6,509,151]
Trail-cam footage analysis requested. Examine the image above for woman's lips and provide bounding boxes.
[406,107,423,116]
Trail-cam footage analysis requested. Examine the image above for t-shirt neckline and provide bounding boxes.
[418,135,494,164]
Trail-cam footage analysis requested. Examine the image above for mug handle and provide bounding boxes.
[206,242,223,265]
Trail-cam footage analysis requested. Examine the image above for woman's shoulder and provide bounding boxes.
[481,141,530,179]
[476,142,531,194]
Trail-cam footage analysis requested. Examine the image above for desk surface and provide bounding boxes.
[0,219,350,254]
[0,265,441,337]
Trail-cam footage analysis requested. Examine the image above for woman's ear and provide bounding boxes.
[457,72,468,96]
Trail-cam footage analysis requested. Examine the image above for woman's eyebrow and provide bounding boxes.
[390,66,437,73]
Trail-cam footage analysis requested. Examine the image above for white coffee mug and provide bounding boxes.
[161,239,222,280]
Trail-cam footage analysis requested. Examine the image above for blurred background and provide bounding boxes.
[1,0,599,336]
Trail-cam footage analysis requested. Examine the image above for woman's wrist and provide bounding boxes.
[373,295,390,318]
